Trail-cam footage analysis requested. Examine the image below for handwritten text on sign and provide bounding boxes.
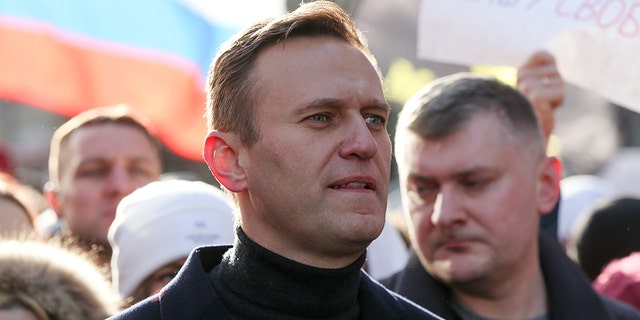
[417,0,640,112]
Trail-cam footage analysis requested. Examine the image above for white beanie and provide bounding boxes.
[558,175,614,242]
[108,180,235,298]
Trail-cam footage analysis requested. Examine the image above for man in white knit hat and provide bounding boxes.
[108,179,234,307]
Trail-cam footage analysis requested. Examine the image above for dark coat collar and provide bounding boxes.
[383,234,640,319]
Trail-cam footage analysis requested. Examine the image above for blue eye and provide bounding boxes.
[308,114,329,122]
[365,115,385,126]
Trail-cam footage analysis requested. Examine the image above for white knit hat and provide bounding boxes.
[108,180,235,298]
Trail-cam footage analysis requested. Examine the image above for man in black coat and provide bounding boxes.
[110,1,441,319]
[386,69,640,319]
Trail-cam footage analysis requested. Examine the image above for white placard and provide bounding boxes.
[418,0,640,112]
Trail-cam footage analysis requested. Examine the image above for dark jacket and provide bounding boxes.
[110,245,443,319]
[382,234,640,319]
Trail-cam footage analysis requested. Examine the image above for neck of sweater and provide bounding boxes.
[209,228,365,320]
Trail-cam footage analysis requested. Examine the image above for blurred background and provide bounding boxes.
[1,0,639,196]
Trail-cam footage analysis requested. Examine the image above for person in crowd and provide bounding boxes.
[109,179,235,307]
[567,196,640,281]
[0,297,43,320]
[0,172,46,236]
[386,51,565,244]
[557,174,615,246]
[384,72,640,319]
[0,141,13,175]
[0,238,121,320]
[40,105,162,267]
[110,1,441,319]
[594,251,640,311]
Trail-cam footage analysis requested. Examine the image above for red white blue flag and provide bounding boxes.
[0,0,284,161]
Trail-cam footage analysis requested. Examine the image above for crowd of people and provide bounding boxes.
[1,1,639,319]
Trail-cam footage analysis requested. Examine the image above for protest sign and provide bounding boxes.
[418,0,640,112]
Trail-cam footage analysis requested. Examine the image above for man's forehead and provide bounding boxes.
[63,123,151,147]
[60,124,158,163]
[401,134,513,174]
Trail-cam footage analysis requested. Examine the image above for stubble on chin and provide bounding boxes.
[428,254,496,297]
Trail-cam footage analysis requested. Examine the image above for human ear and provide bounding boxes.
[43,181,63,218]
[537,156,562,215]
[203,131,247,193]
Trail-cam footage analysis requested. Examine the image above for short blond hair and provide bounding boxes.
[47,105,160,186]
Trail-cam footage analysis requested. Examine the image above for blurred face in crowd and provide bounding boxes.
[134,257,187,302]
[397,112,557,288]
[50,123,161,245]
[206,36,391,268]
[0,307,40,320]
[0,196,32,235]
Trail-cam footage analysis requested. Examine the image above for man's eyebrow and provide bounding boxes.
[454,168,485,177]
[407,166,493,182]
[295,98,391,114]
[77,156,155,166]
[77,158,110,166]
[407,173,436,183]
[365,99,392,113]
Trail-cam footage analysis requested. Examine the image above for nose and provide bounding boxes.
[104,165,136,196]
[338,117,379,160]
[430,187,466,228]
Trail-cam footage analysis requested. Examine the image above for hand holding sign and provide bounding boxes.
[518,51,565,141]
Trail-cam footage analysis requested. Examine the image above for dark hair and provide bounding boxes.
[571,196,640,280]
[206,0,379,146]
[397,73,542,143]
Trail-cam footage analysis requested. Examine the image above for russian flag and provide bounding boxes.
[0,0,284,161]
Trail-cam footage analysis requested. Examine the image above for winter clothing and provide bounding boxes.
[110,228,442,320]
[382,234,640,319]
[570,196,640,280]
[109,179,235,299]
[0,239,120,320]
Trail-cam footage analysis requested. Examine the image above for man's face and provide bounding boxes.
[0,307,40,320]
[397,112,547,288]
[53,123,161,244]
[239,37,391,265]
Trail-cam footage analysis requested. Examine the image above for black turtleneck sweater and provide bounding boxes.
[209,228,364,320]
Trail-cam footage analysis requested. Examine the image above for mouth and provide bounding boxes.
[329,178,376,191]
[440,240,470,252]
[436,235,477,253]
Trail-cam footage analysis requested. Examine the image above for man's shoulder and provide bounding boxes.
[601,296,640,320]
[107,296,161,320]
[360,271,444,320]
[108,294,232,320]
[108,245,233,320]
